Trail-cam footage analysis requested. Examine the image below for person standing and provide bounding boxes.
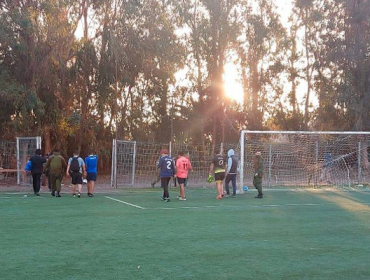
[209,152,226,199]
[30,149,46,196]
[175,151,193,201]
[66,150,86,198]
[225,149,239,198]
[44,149,67,197]
[157,149,176,202]
[85,151,98,197]
[253,151,264,198]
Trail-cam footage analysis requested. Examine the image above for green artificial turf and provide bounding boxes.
[1,188,370,280]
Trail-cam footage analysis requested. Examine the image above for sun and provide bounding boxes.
[223,63,244,104]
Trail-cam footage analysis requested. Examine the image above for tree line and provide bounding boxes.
[1,0,369,164]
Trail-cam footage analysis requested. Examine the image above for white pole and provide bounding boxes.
[239,131,245,194]
[132,141,137,187]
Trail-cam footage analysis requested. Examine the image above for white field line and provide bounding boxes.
[152,205,219,210]
[105,196,146,209]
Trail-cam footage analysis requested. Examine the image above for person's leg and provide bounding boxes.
[51,173,56,196]
[224,175,231,195]
[77,184,82,197]
[90,180,95,196]
[72,184,76,196]
[162,177,170,200]
[216,181,223,199]
[255,178,263,198]
[56,174,62,197]
[32,173,37,194]
[231,174,237,196]
[35,173,42,195]
[179,183,185,199]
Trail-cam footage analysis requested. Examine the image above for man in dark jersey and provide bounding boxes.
[30,149,46,196]
[209,152,226,199]
[157,149,176,202]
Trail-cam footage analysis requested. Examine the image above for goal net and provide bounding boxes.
[239,131,370,190]
[111,139,237,188]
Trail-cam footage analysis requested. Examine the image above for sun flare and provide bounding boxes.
[223,63,244,104]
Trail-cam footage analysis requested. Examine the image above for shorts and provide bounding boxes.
[177,177,187,185]
[214,172,225,182]
[71,172,83,185]
[86,172,97,182]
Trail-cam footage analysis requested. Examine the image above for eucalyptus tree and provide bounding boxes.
[175,0,244,154]
[238,0,287,130]
[0,0,86,153]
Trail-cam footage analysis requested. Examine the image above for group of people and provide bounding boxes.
[208,149,264,199]
[155,148,265,202]
[24,149,98,198]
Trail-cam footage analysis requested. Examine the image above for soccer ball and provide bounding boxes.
[243,186,249,191]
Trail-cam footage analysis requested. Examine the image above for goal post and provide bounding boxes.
[239,131,370,190]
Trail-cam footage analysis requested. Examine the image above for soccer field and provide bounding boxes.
[1,187,370,280]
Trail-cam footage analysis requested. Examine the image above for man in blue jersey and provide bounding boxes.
[157,149,176,202]
[85,151,98,197]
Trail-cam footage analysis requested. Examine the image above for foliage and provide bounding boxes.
[0,0,369,165]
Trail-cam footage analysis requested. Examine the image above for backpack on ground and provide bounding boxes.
[70,157,80,172]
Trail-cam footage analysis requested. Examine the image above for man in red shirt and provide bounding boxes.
[175,151,193,201]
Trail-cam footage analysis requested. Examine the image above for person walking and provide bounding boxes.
[253,151,264,198]
[30,149,46,196]
[225,149,239,198]
[209,152,226,199]
[66,150,86,198]
[157,149,176,202]
[44,149,67,197]
[85,151,98,197]
[175,151,193,201]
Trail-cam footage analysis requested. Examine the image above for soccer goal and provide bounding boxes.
[239,131,370,190]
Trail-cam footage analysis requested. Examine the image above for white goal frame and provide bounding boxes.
[239,130,370,191]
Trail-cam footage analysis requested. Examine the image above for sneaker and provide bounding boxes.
[177,195,181,199]
[78,193,81,198]
[72,194,76,197]
[224,194,230,198]
[179,197,186,201]
[216,195,223,200]
[51,191,55,197]
[255,194,263,199]
[151,183,155,188]
[231,195,236,198]
[35,192,40,196]
[163,198,170,202]
[88,193,94,197]
[56,193,61,197]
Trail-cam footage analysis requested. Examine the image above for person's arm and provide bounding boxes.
[227,157,232,173]
[66,158,70,175]
[209,162,214,175]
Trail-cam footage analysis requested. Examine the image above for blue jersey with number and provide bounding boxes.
[85,154,98,173]
[157,155,176,178]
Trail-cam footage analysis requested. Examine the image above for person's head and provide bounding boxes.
[178,151,185,157]
[35,149,42,155]
[227,149,235,157]
[160,149,168,155]
[53,149,59,155]
[89,149,96,155]
[255,151,261,157]
[73,149,79,156]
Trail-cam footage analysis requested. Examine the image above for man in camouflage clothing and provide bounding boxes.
[253,151,264,198]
